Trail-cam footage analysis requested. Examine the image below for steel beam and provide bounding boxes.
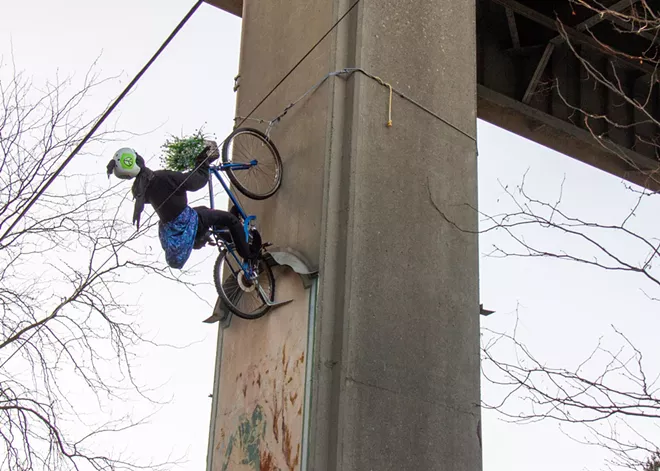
[522,43,555,104]
[576,0,641,32]
[505,7,521,49]
[520,0,643,104]
[608,14,659,44]
[490,0,658,78]
[478,84,660,190]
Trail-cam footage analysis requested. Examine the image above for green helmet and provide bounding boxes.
[111,147,141,179]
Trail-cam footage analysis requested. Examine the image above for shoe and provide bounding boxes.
[193,231,213,250]
[248,228,262,256]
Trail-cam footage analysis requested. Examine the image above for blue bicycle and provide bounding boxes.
[200,127,284,320]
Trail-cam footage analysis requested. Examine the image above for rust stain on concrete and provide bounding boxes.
[212,270,309,471]
[259,450,276,471]
[282,419,300,471]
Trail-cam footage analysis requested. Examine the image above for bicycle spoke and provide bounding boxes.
[219,254,271,316]
[228,133,278,190]
[233,138,255,164]
[223,128,282,200]
[236,139,253,159]
[223,276,240,297]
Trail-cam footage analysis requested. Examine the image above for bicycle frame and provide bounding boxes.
[207,162,259,278]
[203,133,291,312]
[208,162,258,239]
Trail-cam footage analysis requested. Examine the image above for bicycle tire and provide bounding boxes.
[222,127,283,200]
[213,249,275,320]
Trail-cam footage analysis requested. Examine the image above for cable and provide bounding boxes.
[1,0,361,247]
[234,0,363,130]
[0,0,205,369]
[346,68,476,141]
[238,68,477,142]
[1,0,362,370]
[127,0,365,229]
[0,0,204,245]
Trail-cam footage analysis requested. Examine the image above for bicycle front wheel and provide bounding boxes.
[213,249,275,320]
[222,127,283,200]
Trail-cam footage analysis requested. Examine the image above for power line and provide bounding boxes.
[0,0,205,369]
[235,0,363,130]
[0,0,205,245]
[133,0,365,228]
[1,0,363,370]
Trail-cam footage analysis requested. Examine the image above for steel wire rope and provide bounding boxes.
[0,0,363,370]
[239,68,477,142]
[0,0,205,245]
[137,0,365,223]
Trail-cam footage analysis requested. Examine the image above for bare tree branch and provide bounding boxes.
[0,61,186,470]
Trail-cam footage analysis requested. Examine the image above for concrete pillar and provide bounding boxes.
[208,1,481,470]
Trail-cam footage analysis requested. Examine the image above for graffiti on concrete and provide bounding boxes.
[222,405,267,471]
[218,344,305,471]
[213,269,309,471]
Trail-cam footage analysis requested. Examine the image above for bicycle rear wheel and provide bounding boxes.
[213,249,275,320]
[222,127,283,200]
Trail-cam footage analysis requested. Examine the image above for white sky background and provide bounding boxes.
[2,1,659,470]
[1,1,241,469]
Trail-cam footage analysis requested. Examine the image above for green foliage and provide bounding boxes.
[160,128,207,172]
[643,452,660,471]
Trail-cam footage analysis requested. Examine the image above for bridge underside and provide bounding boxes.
[205,0,660,189]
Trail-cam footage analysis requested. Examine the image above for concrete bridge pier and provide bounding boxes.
[206,1,481,470]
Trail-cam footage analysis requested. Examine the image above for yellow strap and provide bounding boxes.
[371,74,394,128]
[386,83,393,128]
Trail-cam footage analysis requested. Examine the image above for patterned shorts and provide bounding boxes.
[158,206,199,269]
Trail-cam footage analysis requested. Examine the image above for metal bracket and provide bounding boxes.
[480,304,495,316]
[263,246,319,289]
[258,283,293,308]
[203,297,233,327]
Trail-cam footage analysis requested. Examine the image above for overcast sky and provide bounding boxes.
[2,1,659,470]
